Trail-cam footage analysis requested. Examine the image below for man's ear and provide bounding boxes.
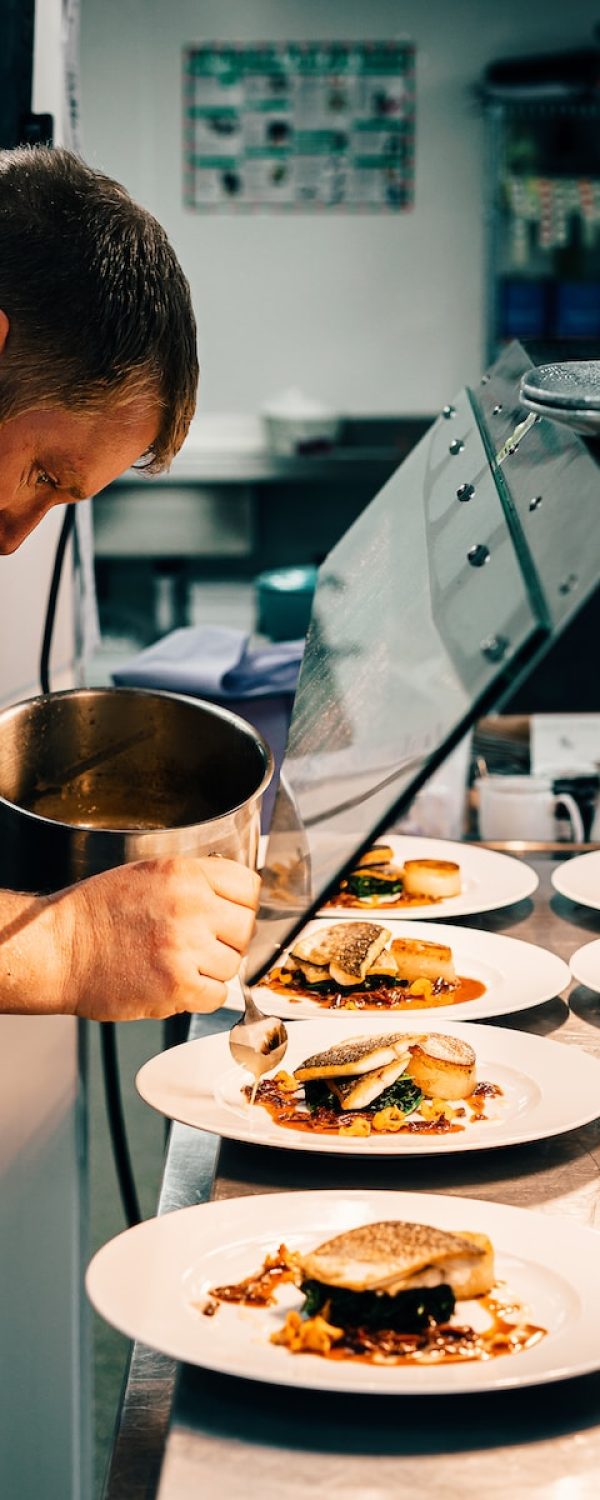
[0,310,9,354]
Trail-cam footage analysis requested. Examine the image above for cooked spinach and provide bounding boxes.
[360,974,407,991]
[299,975,339,994]
[346,872,404,898]
[303,1079,338,1112]
[373,1077,422,1114]
[301,970,408,993]
[302,1076,422,1117]
[300,1279,455,1331]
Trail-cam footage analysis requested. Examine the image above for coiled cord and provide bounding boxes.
[41,503,141,1227]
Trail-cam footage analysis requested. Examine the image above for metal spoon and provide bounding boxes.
[229,961,288,1106]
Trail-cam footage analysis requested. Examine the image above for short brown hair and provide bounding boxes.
[0,146,198,470]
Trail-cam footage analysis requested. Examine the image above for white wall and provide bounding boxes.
[0,13,85,1500]
[0,0,76,707]
[80,0,599,417]
[0,509,75,705]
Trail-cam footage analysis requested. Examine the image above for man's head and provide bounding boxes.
[0,145,198,551]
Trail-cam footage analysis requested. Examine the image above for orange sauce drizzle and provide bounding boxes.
[199,1253,546,1365]
[198,1248,294,1316]
[325,888,438,910]
[318,1293,545,1365]
[245,1077,503,1137]
[259,968,486,1011]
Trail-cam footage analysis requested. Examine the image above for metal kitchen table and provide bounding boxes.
[104,854,600,1500]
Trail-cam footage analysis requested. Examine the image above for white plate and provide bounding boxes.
[136,1016,600,1157]
[320,836,538,920]
[552,851,600,913]
[243,916,569,1022]
[570,938,600,993]
[86,1188,600,1395]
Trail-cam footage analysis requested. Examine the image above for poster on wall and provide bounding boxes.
[183,41,415,212]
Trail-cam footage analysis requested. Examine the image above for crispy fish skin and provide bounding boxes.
[354,845,395,869]
[295,1033,414,1082]
[291,922,389,973]
[328,928,390,987]
[330,924,390,980]
[297,1220,492,1295]
[290,927,346,967]
[329,1058,408,1110]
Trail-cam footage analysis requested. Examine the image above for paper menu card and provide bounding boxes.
[531,715,600,775]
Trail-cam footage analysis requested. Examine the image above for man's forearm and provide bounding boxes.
[0,889,72,1015]
[0,856,259,1022]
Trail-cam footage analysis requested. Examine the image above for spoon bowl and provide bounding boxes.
[229,968,288,1104]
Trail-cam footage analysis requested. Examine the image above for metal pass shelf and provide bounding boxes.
[104,852,600,1500]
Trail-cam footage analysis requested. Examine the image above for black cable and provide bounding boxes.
[40,503,141,1227]
[39,504,76,694]
[99,1024,141,1226]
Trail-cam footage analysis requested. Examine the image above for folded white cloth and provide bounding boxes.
[113,626,303,699]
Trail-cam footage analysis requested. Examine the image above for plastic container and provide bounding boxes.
[255,565,318,641]
[500,278,551,338]
[261,389,340,455]
[554,283,600,339]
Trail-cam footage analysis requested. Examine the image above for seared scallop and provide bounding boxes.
[407,1034,476,1100]
[402,859,461,899]
[390,937,456,985]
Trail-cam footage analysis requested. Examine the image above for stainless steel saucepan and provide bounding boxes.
[0,686,273,892]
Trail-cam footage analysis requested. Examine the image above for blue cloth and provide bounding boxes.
[113,626,303,700]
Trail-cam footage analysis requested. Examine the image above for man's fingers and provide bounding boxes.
[182,928,243,984]
[200,857,260,909]
[180,974,228,1014]
[209,895,256,955]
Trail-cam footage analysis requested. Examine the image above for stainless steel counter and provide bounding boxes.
[104,856,600,1500]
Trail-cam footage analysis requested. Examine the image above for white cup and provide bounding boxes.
[396,733,472,840]
[475,774,584,843]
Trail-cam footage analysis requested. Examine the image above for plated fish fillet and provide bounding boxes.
[328,1058,409,1110]
[363,951,399,980]
[294,1030,476,1104]
[286,957,331,984]
[291,922,390,977]
[296,1219,494,1299]
[294,1032,414,1081]
[354,845,395,868]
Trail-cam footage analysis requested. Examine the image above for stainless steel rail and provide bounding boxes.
[104,851,600,1500]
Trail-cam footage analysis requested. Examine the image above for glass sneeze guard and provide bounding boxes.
[247,341,600,982]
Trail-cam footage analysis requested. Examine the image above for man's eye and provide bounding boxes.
[36,470,57,489]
